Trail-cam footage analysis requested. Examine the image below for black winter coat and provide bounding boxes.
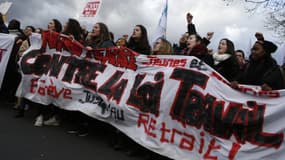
[238,56,285,90]
[213,56,239,82]
[188,44,214,67]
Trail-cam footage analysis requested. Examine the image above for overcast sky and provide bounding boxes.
[4,0,283,61]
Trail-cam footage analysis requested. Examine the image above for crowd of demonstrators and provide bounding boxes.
[178,12,285,90]
[0,11,285,160]
[231,33,285,90]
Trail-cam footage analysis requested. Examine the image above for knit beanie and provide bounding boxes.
[256,40,278,54]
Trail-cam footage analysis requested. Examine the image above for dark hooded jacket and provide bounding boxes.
[237,40,285,90]
[188,44,214,67]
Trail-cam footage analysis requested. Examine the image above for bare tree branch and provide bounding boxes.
[245,0,269,4]
[223,0,285,41]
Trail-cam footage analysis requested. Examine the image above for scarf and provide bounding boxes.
[213,52,231,65]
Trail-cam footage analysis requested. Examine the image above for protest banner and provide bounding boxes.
[0,33,16,89]
[16,31,285,160]
[81,0,101,18]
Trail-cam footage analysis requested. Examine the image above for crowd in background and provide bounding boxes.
[0,11,284,160]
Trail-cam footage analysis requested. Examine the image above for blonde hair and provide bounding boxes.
[153,38,173,55]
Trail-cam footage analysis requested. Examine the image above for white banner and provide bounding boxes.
[17,31,285,160]
[0,33,16,89]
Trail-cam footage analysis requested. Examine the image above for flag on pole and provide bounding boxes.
[151,0,168,46]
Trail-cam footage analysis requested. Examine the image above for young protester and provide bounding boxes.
[173,32,189,55]
[115,37,128,47]
[85,22,114,49]
[62,18,84,43]
[34,19,63,127]
[152,37,173,55]
[127,25,151,55]
[0,19,25,104]
[66,22,115,137]
[183,33,214,67]
[235,49,248,72]
[48,19,62,33]
[212,38,239,82]
[231,33,285,90]
[14,25,36,118]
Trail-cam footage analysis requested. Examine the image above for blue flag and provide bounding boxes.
[151,0,168,46]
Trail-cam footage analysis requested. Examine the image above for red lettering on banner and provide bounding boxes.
[142,55,187,68]
[228,143,241,160]
[160,122,171,143]
[210,71,230,85]
[41,31,84,56]
[239,85,280,98]
[137,113,157,138]
[210,71,280,98]
[30,78,72,99]
[199,132,205,154]
[179,132,195,151]
[87,47,138,70]
[170,68,283,149]
[26,32,137,72]
[203,139,221,160]
[127,72,164,116]
[138,114,242,159]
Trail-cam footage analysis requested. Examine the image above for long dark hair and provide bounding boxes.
[222,38,239,67]
[96,22,111,42]
[63,18,83,41]
[52,19,62,33]
[8,19,20,30]
[8,19,25,36]
[128,25,151,53]
[221,38,235,55]
[89,22,112,48]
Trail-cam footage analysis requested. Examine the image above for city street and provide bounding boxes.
[0,101,146,160]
